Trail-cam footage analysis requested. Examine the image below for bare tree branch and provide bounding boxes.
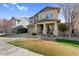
[59,3,79,37]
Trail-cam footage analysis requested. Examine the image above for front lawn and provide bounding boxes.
[8,39,79,56]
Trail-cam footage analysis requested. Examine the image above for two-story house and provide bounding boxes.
[28,7,60,36]
[10,17,29,33]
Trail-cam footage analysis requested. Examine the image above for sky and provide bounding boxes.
[0,3,64,22]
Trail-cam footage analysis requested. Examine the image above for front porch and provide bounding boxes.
[34,21,59,36]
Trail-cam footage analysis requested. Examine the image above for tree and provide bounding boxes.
[60,3,79,38]
[3,19,11,33]
[58,23,67,32]
[58,23,67,36]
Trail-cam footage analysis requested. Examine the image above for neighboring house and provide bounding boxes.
[0,17,29,33]
[74,18,79,35]
[28,7,60,36]
[10,17,29,33]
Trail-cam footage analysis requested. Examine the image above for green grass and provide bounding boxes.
[55,39,79,48]
[0,34,7,37]
[8,39,79,56]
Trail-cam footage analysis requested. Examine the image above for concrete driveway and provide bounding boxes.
[0,37,42,56]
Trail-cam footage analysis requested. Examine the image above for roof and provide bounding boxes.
[28,19,60,27]
[36,19,60,23]
[12,25,25,29]
[29,6,60,19]
[10,17,16,21]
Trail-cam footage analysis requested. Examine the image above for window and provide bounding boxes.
[29,19,34,23]
[16,20,21,24]
[45,13,53,19]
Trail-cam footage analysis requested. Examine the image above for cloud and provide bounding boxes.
[16,5,28,11]
[2,3,28,11]
[3,4,9,8]
[11,3,17,5]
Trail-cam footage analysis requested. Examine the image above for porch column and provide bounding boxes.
[53,21,58,36]
[43,24,47,35]
[34,24,38,34]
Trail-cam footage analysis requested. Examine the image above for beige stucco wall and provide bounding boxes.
[28,25,40,34]
[28,25,35,34]
[37,9,59,21]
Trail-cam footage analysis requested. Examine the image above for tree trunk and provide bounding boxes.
[3,26,6,34]
[69,25,72,38]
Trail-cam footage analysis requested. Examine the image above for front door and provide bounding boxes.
[40,25,43,34]
[47,24,53,35]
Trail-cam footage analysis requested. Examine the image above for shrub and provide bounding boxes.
[58,23,67,32]
[16,28,28,34]
[32,33,37,36]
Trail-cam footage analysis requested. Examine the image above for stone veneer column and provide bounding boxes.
[34,24,38,34]
[53,21,58,36]
[43,24,47,35]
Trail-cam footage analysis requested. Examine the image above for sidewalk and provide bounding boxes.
[0,38,42,56]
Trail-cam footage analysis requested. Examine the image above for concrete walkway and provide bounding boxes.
[0,37,42,56]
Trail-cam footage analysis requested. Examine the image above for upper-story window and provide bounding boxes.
[32,19,34,23]
[38,13,53,20]
[16,20,21,24]
[45,13,53,19]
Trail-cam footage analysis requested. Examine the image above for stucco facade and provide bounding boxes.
[28,7,60,36]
